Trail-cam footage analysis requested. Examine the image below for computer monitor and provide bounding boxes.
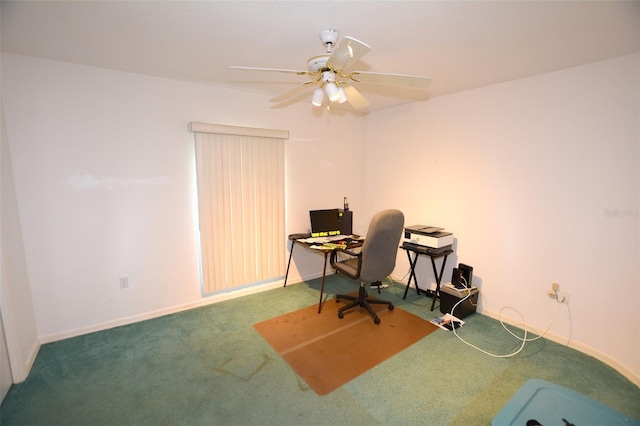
[309,209,353,237]
[310,209,341,237]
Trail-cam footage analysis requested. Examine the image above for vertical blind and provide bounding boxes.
[190,122,288,294]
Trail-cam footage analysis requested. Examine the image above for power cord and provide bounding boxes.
[550,288,569,304]
[370,276,394,290]
[449,287,567,358]
[389,268,434,307]
[383,276,394,288]
[399,264,412,283]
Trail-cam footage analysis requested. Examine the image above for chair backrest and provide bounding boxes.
[359,209,405,283]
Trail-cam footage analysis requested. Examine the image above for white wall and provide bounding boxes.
[365,54,639,382]
[1,53,367,341]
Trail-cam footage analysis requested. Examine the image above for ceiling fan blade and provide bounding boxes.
[229,66,311,76]
[270,81,317,103]
[351,71,432,89]
[327,36,371,71]
[343,85,370,110]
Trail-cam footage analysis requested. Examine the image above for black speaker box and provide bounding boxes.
[339,209,352,235]
[440,286,479,319]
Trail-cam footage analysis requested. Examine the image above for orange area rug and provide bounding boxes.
[254,297,438,395]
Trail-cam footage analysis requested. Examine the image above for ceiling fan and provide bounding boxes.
[229,29,431,111]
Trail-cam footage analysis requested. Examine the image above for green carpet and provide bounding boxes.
[1,275,638,425]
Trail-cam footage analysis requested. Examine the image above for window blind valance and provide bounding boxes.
[188,122,289,140]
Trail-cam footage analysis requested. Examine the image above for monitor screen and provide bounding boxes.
[309,209,341,237]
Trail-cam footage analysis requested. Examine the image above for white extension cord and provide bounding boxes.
[449,288,566,358]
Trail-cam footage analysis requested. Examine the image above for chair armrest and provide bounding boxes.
[330,250,363,279]
[341,248,361,257]
[330,248,360,265]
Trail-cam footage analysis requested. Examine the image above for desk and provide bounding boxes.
[284,235,363,313]
[400,242,453,311]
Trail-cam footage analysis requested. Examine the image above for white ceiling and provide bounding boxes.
[2,1,639,113]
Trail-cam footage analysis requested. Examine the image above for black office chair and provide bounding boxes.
[330,209,405,324]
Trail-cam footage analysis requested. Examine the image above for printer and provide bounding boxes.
[403,225,453,249]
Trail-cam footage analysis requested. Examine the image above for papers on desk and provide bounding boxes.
[310,242,347,251]
[298,235,358,244]
[297,235,363,251]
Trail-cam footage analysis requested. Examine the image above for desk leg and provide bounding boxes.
[403,251,419,299]
[283,241,295,287]
[429,255,449,311]
[317,252,329,313]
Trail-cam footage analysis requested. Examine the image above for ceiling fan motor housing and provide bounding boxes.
[307,54,331,73]
[319,29,339,48]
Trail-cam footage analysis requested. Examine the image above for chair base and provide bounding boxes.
[335,283,394,324]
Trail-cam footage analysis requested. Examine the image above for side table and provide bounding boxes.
[400,242,453,311]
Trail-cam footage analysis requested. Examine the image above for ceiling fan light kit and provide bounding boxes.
[336,86,348,104]
[311,88,324,106]
[229,29,431,112]
[324,82,340,102]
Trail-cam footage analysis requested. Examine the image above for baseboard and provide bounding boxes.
[4,336,40,385]
[39,271,336,344]
[40,279,287,344]
[482,307,640,388]
[23,340,40,382]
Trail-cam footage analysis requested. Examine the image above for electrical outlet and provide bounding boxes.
[119,277,129,289]
[557,290,570,304]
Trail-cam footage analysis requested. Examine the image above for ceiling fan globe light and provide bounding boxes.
[311,88,324,106]
[337,87,348,104]
[325,82,340,102]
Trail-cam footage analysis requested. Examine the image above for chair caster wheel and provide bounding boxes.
[338,312,344,319]
[388,304,394,311]
[374,317,380,324]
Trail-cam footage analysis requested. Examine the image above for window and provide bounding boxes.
[189,122,288,294]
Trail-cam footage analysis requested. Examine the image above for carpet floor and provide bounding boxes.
[1,275,639,425]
